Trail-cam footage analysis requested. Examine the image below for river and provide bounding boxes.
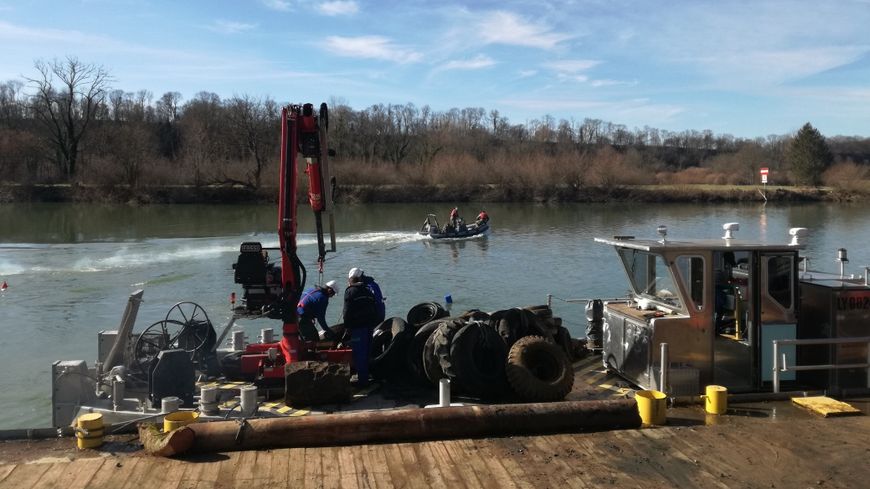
[1,201,869,428]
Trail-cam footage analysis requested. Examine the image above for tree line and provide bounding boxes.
[1,57,868,194]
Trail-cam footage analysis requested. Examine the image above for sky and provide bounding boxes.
[1,0,869,138]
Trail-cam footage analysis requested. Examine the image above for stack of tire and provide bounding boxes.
[369,302,575,402]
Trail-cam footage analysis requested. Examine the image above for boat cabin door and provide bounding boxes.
[712,251,798,391]
[712,250,754,390]
[757,252,798,386]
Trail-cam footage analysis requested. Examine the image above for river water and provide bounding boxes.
[1,201,869,428]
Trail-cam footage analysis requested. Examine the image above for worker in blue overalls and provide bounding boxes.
[297,280,338,342]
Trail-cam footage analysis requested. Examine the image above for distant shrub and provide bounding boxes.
[822,161,870,191]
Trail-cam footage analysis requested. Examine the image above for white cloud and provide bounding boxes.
[542,60,600,73]
[478,11,570,49]
[518,70,537,78]
[262,0,291,11]
[701,47,866,86]
[323,36,422,63]
[503,97,684,123]
[208,20,257,34]
[318,1,358,16]
[439,54,496,71]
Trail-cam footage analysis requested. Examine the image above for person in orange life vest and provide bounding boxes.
[476,210,489,225]
[446,207,461,233]
[297,280,338,342]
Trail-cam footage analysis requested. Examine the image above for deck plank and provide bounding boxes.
[320,446,342,489]
[86,456,141,489]
[0,465,14,484]
[302,447,325,489]
[412,441,448,489]
[281,447,306,486]
[0,463,51,489]
[534,435,595,489]
[482,437,539,489]
[568,431,655,487]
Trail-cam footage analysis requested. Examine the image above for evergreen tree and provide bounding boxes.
[786,122,833,185]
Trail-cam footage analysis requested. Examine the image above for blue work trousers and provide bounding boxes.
[350,326,374,386]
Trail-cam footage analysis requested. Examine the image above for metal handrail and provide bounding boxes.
[772,336,870,393]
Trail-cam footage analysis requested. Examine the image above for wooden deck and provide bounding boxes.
[1,414,868,488]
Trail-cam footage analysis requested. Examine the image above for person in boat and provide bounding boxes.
[344,268,381,387]
[297,280,339,342]
[475,210,489,226]
[445,207,461,234]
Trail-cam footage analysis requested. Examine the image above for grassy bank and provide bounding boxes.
[0,183,866,205]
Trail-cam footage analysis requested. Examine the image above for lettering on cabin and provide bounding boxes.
[837,294,870,311]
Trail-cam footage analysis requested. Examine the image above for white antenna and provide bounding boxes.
[788,227,808,247]
[657,225,667,244]
[722,222,739,240]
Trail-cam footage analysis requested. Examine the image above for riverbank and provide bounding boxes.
[1,183,866,204]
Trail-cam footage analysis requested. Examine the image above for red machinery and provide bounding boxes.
[232,103,349,382]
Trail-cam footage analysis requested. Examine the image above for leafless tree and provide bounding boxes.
[225,94,278,188]
[26,57,111,180]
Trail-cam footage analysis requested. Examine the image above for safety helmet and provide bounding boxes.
[324,280,337,291]
[348,267,363,279]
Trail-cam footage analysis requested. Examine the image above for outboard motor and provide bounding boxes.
[232,241,282,312]
[585,299,604,351]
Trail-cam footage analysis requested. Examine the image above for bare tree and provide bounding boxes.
[225,95,278,188]
[26,57,111,181]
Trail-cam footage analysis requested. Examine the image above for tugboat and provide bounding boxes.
[588,222,870,397]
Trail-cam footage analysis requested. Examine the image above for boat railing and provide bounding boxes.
[772,336,870,393]
[545,294,628,307]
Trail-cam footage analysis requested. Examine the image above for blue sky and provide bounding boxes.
[1,0,869,138]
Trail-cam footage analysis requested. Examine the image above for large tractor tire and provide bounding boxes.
[489,308,528,348]
[449,321,508,399]
[506,335,574,402]
[407,320,440,385]
[369,317,413,381]
[422,319,465,384]
[406,302,449,328]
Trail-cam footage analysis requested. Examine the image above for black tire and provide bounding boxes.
[490,308,528,348]
[449,322,508,399]
[523,304,553,319]
[554,325,574,360]
[406,302,449,328]
[407,320,440,385]
[423,319,465,384]
[506,335,574,402]
[459,309,490,321]
[369,317,412,381]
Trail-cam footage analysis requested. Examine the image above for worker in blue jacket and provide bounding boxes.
[297,280,338,342]
[344,268,381,387]
[349,268,385,324]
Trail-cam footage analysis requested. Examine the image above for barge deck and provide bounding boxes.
[3,357,869,488]
[1,404,867,488]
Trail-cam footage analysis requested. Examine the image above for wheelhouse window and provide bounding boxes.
[766,255,793,309]
[618,248,684,311]
[676,255,705,309]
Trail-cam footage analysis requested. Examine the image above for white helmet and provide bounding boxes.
[324,280,337,292]
[348,267,363,279]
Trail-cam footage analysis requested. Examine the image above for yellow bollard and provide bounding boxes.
[705,385,728,415]
[635,390,667,426]
[163,411,200,432]
[75,413,105,449]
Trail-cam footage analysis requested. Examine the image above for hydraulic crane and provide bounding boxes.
[232,102,345,381]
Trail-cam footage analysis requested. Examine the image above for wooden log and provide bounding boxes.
[138,423,195,456]
[179,399,640,455]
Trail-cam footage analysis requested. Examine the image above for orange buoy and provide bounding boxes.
[1,280,7,291]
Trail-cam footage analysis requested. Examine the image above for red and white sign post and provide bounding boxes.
[760,167,769,185]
